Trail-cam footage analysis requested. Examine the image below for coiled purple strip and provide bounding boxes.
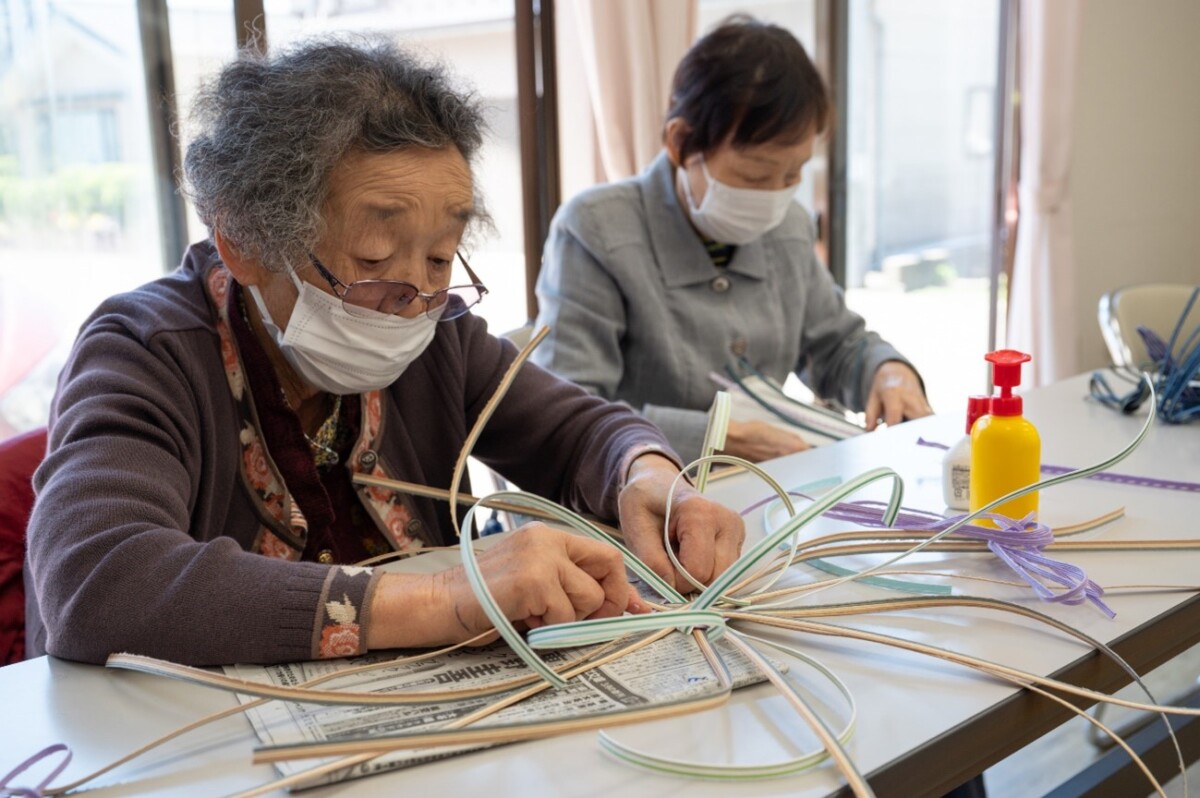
[746,492,1114,617]
[0,745,71,798]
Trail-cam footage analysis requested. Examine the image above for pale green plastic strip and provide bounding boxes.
[457,489,689,688]
[528,610,727,649]
[663,454,797,598]
[744,378,1160,612]
[695,391,731,492]
[789,377,1158,605]
[800,558,952,595]
[517,379,1158,678]
[597,628,859,780]
[761,491,953,597]
[454,378,1158,781]
[458,511,567,687]
[466,490,686,604]
[694,466,906,612]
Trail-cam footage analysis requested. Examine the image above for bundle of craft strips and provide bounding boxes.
[16,328,1200,798]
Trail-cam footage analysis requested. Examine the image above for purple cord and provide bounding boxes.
[0,745,71,798]
[748,492,1114,616]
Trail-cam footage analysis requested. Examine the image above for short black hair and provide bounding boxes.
[665,15,829,162]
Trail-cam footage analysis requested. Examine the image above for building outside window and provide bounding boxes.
[0,0,168,439]
[843,0,1005,414]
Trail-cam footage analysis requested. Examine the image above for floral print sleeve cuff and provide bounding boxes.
[312,564,382,659]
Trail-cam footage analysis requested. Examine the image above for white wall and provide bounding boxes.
[1071,0,1200,370]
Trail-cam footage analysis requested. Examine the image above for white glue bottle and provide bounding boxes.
[943,395,990,511]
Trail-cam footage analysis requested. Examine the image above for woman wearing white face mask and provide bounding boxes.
[534,16,932,464]
[25,40,745,667]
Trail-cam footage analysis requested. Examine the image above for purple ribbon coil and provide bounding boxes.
[744,491,1113,617]
[0,744,71,798]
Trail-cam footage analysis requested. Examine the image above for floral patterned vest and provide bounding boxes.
[203,263,430,563]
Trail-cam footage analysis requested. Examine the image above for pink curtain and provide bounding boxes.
[1007,0,1086,386]
[568,0,698,181]
[0,277,58,423]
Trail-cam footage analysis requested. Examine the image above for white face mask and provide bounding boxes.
[247,268,438,395]
[676,156,797,245]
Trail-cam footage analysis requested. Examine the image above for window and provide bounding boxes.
[168,0,238,246]
[1,0,535,445]
[37,108,120,167]
[842,0,1005,414]
[0,0,169,439]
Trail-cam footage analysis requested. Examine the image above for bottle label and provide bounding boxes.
[951,464,970,501]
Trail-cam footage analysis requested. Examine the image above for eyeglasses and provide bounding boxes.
[306,250,488,321]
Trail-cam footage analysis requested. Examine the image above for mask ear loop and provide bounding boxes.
[246,261,307,336]
[286,264,308,294]
[696,155,717,206]
[676,158,712,216]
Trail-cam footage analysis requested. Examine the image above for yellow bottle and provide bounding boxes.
[969,350,1040,525]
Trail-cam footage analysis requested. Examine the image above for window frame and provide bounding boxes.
[137,0,188,272]
[515,0,560,324]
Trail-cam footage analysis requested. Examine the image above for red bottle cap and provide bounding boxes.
[985,350,1031,416]
[965,395,990,434]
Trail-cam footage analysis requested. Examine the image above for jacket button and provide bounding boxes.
[317,549,334,564]
[359,450,377,469]
[710,275,731,293]
[730,338,748,357]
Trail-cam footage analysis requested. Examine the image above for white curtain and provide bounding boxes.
[1007,0,1086,386]
[568,0,698,182]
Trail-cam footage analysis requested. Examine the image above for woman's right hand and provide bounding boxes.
[722,419,810,462]
[368,524,646,650]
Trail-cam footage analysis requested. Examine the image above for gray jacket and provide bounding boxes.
[533,151,911,462]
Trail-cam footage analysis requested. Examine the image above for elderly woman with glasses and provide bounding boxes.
[24,40,744,667]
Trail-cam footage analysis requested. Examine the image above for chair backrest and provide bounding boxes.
[1098,283,1200,369]
[502,323,534,351]
[0,426,47,665]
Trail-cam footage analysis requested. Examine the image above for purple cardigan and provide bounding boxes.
[25,242,674,666]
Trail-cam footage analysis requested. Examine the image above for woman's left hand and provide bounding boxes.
[617,454,746,593]
[865,361,932,431]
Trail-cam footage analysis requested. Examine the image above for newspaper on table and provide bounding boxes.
[227,632,775,790]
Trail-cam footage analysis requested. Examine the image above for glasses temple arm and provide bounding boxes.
[457,251,488,292]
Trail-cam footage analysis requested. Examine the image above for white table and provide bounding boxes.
[3,374,1198,797]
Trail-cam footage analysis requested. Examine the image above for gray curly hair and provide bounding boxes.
[183,38,487,271]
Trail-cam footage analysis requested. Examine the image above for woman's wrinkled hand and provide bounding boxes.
[368,525,647,650]
[441,524,646,638]
[865,361,932,431]
[617,454,746,593]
